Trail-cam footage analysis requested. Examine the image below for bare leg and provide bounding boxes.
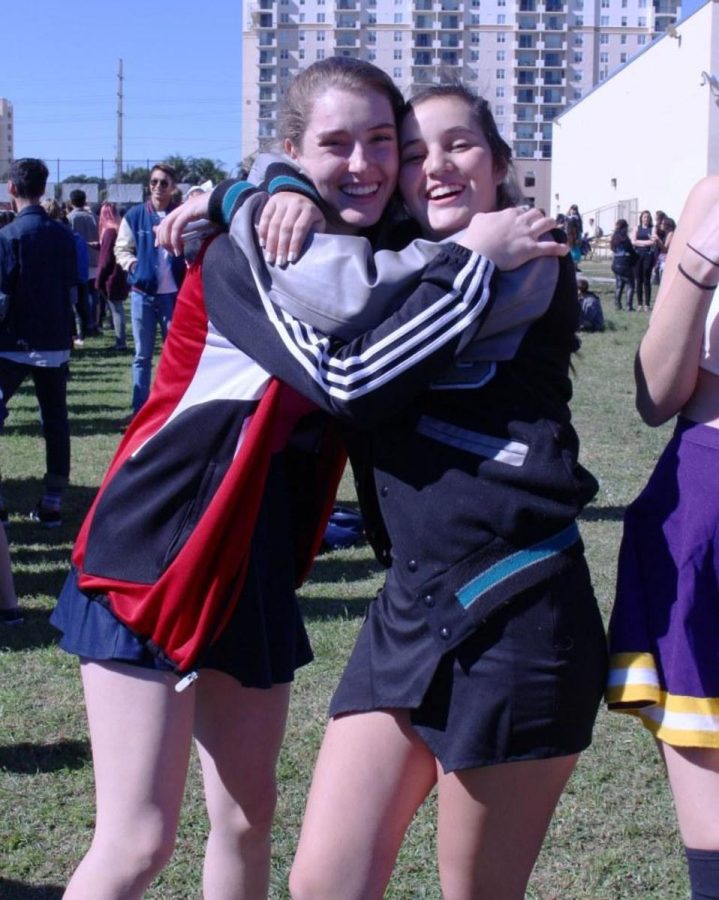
[290,710,438,900]
[63,661,195,900]
[436,754,579,900]
[660,743,719,848]
[193,672,291,900]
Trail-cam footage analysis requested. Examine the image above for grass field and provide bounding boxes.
[0,258,688,899]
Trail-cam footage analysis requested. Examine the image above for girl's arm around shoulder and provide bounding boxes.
[636,175,719,425]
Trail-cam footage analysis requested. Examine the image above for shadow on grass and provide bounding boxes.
[581,504,627,522]
[0,608,66,651]
[0,882,64,899]
[0,739,89,774]
[301,595,370,621]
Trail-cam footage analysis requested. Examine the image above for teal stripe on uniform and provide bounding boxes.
[266,176,320,201]
[456,523,580,610]
[221,182,253,226]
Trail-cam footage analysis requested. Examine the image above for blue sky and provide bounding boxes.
[2,0,244,179]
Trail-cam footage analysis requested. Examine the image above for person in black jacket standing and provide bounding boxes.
[0,158,77,526]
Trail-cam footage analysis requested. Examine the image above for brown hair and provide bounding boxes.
[279,56,405,149]
[403,83,521,210]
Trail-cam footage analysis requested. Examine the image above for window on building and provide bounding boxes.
[524,172,536,187]
[620,33,626,43]
[600,50,608,62]
[574,34,583,44]
[638,15,646,26]
[472,31,480,43]
[573,51,583,62]
[496,105,504,116]
[368,49,376,59]
[280,48,289,58]
[280,66,290,76]
[600,32,609,43]
[471,49,479,60]
[637,33,646,44]
[620,51,627,62]
[497,31,506,42]
[498,13,506,23]
[575,15,583,25]
[394,12,402,22]
[497,50,506,60]
[394,30,402,41]
[496,68,505,78]
[367,30,376,43]
[280,12,289,22]
[621,15,627,25]
[316,48,325,59]
[574,88,582,99]
[299,29,305,40]
[318,30,325,40]
[394,48,402,59]
[600,14,609,25]
[317,12,325,21]
[299,13,305,21]
[394,67,402,77]
[471,13,480,23]
[573,69,582,80]
[496,85,505,97]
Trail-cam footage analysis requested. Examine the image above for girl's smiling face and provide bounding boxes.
[285,86,399,235]
[399,95,506,240]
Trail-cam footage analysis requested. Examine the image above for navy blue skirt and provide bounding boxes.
[51,454,313,688]
[330,556,607,772]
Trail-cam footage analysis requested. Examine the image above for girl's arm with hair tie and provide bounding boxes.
[635,175,719,425]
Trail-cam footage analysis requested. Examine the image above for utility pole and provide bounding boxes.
[115,58,123,183]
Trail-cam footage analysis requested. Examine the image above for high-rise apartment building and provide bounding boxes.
[242,0,679,211]
[0,99,13,179]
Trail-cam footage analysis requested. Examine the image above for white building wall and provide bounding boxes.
[551,0,717,229]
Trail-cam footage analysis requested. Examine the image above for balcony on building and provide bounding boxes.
[413,51,435,66]
[516,51,537,67]
[257,13,273,28]
[439,0,462,10]
[515,141,536,159]
[258,49,276,65]
[517,14,538,30]
[543,52,563,66]
[439,14,461,29]
[516,70,536,85]
[258,28,276,46]
[415,31,433,46]
[543,69,565,86]
[514,123,536,140]
[413,14,436,29]
[336,29,359,47]
[336,0,358,8]
[336,13,358,26]
[414,0,433,9]
[439,33,462,47]
[517,88,536,103]
[412,69,437,85]
[439,51,459,65]
[514,106,536,122]
[543,32,565,50]
[544,0,566,10]
[519,0,537,10]
[543,15,567,30]
[517,33,536,48]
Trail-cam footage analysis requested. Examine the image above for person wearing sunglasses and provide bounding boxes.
[115,164,186,415]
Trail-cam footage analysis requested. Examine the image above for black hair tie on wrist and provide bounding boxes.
[687,243,719,268]
[678,262,719,291]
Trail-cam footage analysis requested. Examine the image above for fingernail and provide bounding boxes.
[264,250,275,265]
[258,237,265,249]
[288,252,297,264]
[277,255,287,268]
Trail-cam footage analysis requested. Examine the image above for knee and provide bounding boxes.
[289,858,325,900]
[210,778,278,849]
[92,816,177,883]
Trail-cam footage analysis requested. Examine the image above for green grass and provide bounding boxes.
[0,265,688,898]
